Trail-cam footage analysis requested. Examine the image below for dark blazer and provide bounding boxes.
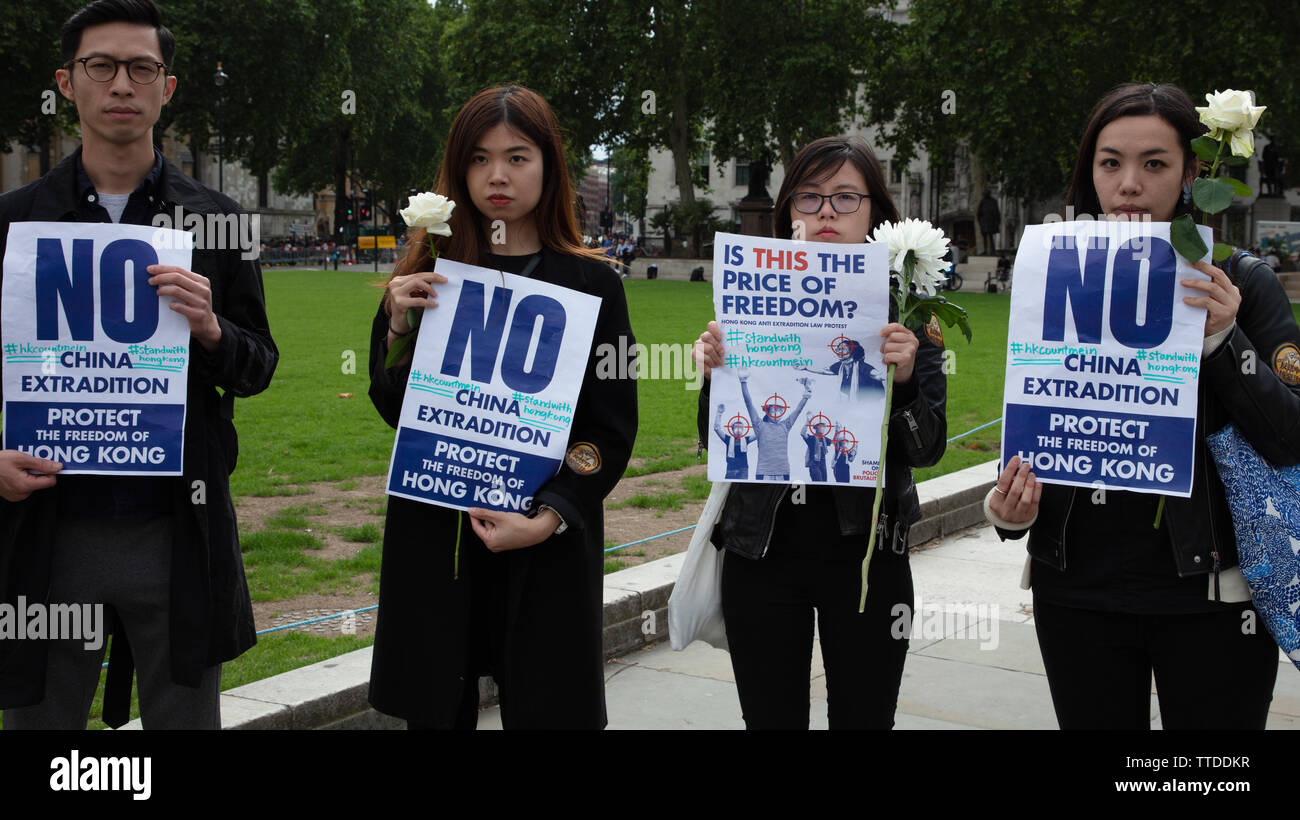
[366,248,637,728]
[0,149,278,707]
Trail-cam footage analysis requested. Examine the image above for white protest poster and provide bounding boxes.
[2,222,192,475]
[1000,220,1213,497]
[707,232,890,486]
[386,257,600,512]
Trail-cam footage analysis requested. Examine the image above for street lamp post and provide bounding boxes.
[213,62,228,192]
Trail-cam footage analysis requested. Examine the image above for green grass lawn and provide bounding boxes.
[236,271,1009,494]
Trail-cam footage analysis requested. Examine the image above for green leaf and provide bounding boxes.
[1192,176,1234,214]
[907,296,972,343]
[1212,242,1234,262]
[1220,154,1249,166]
[383,309,423,370]
[1170,214,1208,261]
[1224,176,1253,197]
[1190,135,1221,164]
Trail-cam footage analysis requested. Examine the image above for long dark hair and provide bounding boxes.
[386,85,600,309]
[1065,83,1203,220]
[773,136,900,241]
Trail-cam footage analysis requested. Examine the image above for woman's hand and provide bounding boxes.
[988,455,1041,525]
[468,507,558,552]
[386,271,449,334]
[1182,260,1240,337]
[880,322,919,383]
[692,320,724,380]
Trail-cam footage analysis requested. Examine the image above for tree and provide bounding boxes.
[438,0,627,180]
[0,1,99,176]
[609,144,649,231]
[864,0,1300,203]
[272,0,449,237]
[706,0,886,170]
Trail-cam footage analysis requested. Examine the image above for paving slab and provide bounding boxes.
[894,653,1059,729]
[914,618,1046,677]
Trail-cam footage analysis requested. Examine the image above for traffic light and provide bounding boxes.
[346,195,355,223]
[360,188,373,221]
[600,209,613,229]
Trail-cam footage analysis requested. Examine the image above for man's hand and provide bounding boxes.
[0,450,62,502]
[148,265,222,352]
[467,507,559,552]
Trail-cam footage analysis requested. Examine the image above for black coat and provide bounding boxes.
[367,248,637,728]
[0,149,278,706]
[1001,252,1300,585]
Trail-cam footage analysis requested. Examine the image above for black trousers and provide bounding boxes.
[721,493,913,730]
[1033,596,1279,729]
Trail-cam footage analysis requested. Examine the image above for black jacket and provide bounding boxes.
[697,325,948,559]
[0,149,278,707]
[1001,253,1300,589]
[366,248,637,728]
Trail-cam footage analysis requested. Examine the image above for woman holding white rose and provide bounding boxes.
[367,85,637,729]
[692,136,949,729]
[986,83,1300,729]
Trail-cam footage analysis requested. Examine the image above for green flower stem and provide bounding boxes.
[861,251,916,612]
[860,361,896,613]
[1203,137,1227,229]
[1152,496,1165,530]
[454,510,462,580]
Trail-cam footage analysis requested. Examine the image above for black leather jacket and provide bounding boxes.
[1001,253,1300,591]
[697,326,948,559]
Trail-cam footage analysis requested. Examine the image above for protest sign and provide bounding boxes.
[386,258,600,512]
[1000,220,1213,496]
[2,222,192,475]
[707,232,889,486]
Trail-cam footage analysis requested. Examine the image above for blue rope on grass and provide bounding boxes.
[601,416,1005,554]
[256,604,379,636]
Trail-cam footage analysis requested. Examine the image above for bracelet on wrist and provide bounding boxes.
[388,320,414,337]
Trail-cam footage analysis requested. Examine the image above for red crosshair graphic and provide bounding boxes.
[829,335,853,360]
[833,427,858,454]
[727,414,752,439]
[762,393,789,420]
[804,412,832,438]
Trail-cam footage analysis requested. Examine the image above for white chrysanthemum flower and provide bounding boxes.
[400,192,455,236]
[868,218,951,296]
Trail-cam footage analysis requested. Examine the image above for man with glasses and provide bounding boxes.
[0,0,277,729]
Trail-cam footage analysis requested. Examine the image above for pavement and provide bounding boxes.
[475,521,1300,730]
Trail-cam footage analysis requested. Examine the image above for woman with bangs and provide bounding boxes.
[367,85,637,730]
[986,83,1300,729]
[693,136,949,729]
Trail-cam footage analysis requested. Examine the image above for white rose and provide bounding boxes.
[400,192,455,236]
[869,218,951,296]
[1196,89,1265,157]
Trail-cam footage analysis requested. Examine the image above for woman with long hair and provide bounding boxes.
[693,136,949,729]
[367,85,637,729]
[987,82,1300,729]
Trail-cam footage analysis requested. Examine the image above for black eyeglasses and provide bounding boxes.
[69,57,168,85]
[792,192,871,215]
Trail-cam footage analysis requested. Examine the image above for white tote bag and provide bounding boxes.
[667,481,731,651]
